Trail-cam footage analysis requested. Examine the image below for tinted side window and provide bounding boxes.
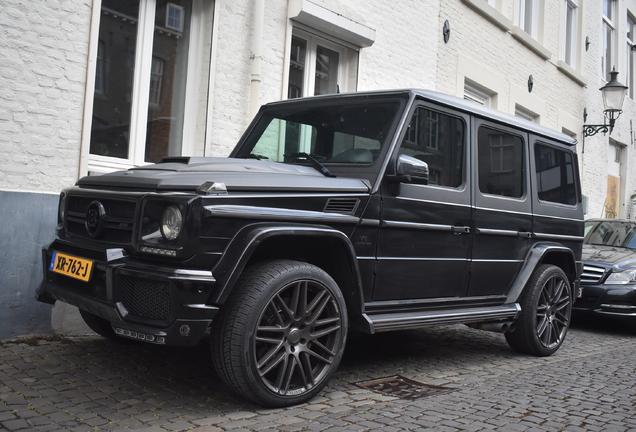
[534,143,577,205]
[398,107,465,188]
[477,127,524,198]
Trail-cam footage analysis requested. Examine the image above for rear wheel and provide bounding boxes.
[505,264,572,356]
[211,260,348,407]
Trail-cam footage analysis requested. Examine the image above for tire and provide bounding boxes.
[79,309,135,344]
[211,259,348,407]
[505,264,572,357]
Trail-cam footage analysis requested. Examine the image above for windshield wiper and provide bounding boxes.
[285,152,336,178]
[244,153,269,160]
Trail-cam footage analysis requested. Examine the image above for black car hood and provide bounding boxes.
[582,244,636,267]
[76,157,371,193]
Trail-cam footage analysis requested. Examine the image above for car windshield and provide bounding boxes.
[584,220,636,249]
[233,100,401,165]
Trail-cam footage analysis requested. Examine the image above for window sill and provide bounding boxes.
[288,0,375,47]
[511,26,551,60]
[461,0,512,31]
[556,60,587,86]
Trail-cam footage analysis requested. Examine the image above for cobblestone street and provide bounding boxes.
[1,316,635,431]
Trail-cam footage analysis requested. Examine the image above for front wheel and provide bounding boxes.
[505,264,572,357]
[211,260,348,407]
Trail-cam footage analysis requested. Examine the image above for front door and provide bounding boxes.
[373,104,471,301]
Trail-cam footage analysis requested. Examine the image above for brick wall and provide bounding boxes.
[0,0,90,193]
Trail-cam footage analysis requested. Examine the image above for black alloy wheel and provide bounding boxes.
[506,264,572,357]
[211,260,348,407]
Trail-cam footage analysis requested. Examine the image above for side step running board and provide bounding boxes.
[358,303,521,334]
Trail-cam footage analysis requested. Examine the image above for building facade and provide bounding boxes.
[0,0,634,338]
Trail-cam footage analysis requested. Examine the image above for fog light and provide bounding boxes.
[180,325,191,336]
[113,328,165,344]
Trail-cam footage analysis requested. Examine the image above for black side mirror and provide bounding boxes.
[396,154,429,185]
[386,154,429,195]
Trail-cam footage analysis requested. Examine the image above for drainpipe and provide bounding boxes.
[249,0,265,119]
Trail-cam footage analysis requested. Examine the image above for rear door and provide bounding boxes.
[466,120,532,297]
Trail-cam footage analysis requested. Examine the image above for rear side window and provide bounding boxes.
[477,127,524,198]
[534,143,577,205]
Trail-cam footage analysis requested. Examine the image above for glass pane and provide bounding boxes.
[603,0,612,20]
[236,101,400,164]
[535,144,576,205]
[398,107,465,188]
[604,22,613,80]
[585,220,636,247]
[523,0,534,34]
[565,3,576,65]
[478,127,524,198]
[314,45,339,96]
[288,36,306,99]
[630,44,635,98]
[89,0,141,159]
[145,0,192,163]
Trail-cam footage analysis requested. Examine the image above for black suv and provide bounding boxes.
[37,89,584,407]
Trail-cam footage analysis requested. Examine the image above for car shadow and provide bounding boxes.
[570,313,635,337]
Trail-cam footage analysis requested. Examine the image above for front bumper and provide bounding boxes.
[36,240,219,346]
[573,284,636,320]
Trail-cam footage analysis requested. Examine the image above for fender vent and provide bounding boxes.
[324,198,360,215]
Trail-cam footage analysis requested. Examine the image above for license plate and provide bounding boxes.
[49,251,94,282]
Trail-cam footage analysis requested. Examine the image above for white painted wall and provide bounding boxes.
[0,0,91,194]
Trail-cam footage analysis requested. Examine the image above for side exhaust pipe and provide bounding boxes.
[465,321,516,333]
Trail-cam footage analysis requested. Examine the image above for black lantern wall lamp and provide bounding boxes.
[583,69,628,137]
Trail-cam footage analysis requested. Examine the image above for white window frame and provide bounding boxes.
[81,0,209,174]
[166,3,184,32]
[287,28,350,99]
[603,0,616,81]
[515,105,538,123]
[628,13,636,99]
[563,0,578,67]
[464,82,493,107]
[519,0,539,38]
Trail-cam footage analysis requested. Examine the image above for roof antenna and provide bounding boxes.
[337,85,340,94]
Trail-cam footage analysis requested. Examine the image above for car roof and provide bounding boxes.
[264,89,578,147]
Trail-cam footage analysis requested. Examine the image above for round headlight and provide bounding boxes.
[161,205,183,241]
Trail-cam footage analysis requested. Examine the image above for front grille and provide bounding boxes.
[581,264,606,284]
[119,276,171,321]
[65,195,137,245]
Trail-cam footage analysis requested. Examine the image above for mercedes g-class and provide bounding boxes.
[37,89,584,407]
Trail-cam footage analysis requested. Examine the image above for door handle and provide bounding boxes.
[452,226,471,235]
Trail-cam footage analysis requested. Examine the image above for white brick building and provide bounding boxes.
[1,0,634,338]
